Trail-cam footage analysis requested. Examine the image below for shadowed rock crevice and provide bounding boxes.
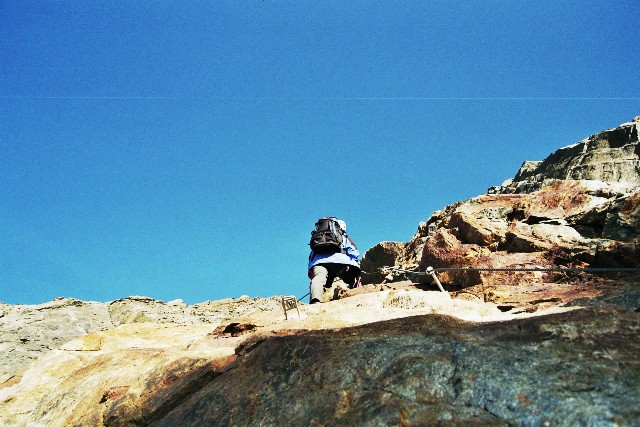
[96,355,239,427]
[141,356,238,425]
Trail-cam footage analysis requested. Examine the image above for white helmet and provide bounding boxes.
[336,219,346,233]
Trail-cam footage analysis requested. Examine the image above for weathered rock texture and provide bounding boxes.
[1,291,638,426]
[361,118,640,310]
[491,116,640,194]
[0,295,283,383]
[0,298,114,382]
[155,307,640,427]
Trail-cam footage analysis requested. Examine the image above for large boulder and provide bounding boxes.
[360,241,406,284]
[152,307,640,427]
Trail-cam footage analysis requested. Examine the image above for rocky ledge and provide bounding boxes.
[1,290,638,426]
[491,115,640,194]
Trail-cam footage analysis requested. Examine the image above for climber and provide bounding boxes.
[307,217,361,304]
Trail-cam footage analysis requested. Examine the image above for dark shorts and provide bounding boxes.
[318,263,361,287]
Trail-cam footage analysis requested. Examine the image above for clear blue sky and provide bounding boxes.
[1,1,639,304]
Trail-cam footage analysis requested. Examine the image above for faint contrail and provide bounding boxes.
[1,96,639,100]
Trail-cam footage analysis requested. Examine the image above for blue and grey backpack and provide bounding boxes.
[309,217,344,253]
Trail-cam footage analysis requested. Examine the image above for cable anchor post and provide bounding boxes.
[281,295,300,320]
[426,267,447,293]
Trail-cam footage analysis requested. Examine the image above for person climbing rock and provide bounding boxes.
[307,217,361,304]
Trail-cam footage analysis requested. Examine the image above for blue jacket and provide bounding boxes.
[308,234,360,270]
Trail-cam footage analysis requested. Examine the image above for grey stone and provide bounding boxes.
[149,307,640,426]
[0,298,114,378]
[0,295,287,380]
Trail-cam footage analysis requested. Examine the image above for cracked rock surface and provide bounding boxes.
[0,298,114,381]
[155,307,640,427]
[1,290,639,426]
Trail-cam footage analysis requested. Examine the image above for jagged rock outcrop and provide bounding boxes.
[361,118,640,306]
[490,116,640,194]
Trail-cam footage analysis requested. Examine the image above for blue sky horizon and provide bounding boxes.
[2,1,639,305]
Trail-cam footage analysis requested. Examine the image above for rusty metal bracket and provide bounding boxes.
[281,295,300,320]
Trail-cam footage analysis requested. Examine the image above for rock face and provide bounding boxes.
[361,118,640,308]
[1,291,638,426]
[491,116,640,194]
[0,298,114,382]
[0,295,284,382]
[155,307,640,427]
